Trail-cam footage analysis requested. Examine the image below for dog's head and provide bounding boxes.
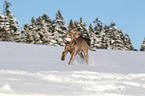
[63,29,81,43]
[63,32,75,44]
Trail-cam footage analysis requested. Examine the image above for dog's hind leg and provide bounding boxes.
[85,55,89,65]
[83,50,89,65]
[79,52,84,59]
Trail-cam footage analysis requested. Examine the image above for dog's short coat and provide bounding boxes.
[61,29,96,65]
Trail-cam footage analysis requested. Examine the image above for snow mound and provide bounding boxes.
[2,84,12,90]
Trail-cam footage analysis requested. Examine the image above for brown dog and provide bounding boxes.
[61,29,96,65]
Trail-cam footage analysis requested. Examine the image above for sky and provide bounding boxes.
[0,0,145,50]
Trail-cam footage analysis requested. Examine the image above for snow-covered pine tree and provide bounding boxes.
[41,13,54,45]
[68,19,75,31]
[36,16,51,45]
[0,14,10,41]
[29,17,40,44]
[55,10,67,31]
[93,18,105,49]
[22,14,54,45]
[112,30,124,50]
[100,28,108,49]
[52,10,67,46]
[22,17,40,44]
[104,24,114,49]
[42,13,52,24]
[116,30,125,50]
[78,17,89,38]
[0,1,20,42]
[89,24,96,48]
[124,34,134,50]
[140,38,145,51]
[105,22,123,50]
[22,24,34,43]
[4,1,20,42]
[93,18,103,33]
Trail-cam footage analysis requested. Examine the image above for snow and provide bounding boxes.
[0,41,145,96]
[2,84,12,90]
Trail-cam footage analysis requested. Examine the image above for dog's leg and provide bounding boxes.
[68,54,75,65]
[61,51,68,61]
[79,52,84,59]
[86,55,89,65]
[68,50,76,65]
[83,50,89,65]
[61,44,70,61]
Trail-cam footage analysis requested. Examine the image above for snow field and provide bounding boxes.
[0,41,145,96]
[1,69,145,96]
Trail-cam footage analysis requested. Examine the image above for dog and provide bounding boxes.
[61,29,96,65]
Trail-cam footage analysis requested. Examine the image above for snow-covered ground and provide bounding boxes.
[0,41,145,96]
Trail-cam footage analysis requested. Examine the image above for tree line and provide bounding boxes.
[0,1,145,51]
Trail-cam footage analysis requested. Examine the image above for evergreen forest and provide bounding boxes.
[0,1,145,51]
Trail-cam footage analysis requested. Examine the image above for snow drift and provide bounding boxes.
[0,41,145,96]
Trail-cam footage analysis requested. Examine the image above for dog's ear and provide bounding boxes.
[70,28,77,33]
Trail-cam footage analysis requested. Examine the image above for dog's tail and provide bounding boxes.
[87,45,96,51]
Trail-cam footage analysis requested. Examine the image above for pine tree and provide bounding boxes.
[94,18,103,33]
[68,19,75,31]
[124,34,134,50]
[22,17,40,44]
[100,29,108,49]
[112,30,124,50]
[104,24,114,49]
[140,38,145,51]
[22,24,33,43]
[78,17,89,39]
[0,14,10,41]
[92,18,106,49]
[30,17,40,44]
[22,14,54,45]
[41,14,53,45]
[52,10,67,46]
[42,13,52,24]
[0,1,20,42]
[89,24,96,48]
[37,17,50,44]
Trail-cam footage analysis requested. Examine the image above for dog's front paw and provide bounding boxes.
[61,56,65,61]
[61,53,65,61]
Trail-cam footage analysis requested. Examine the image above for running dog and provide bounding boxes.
[61,29,96,65]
